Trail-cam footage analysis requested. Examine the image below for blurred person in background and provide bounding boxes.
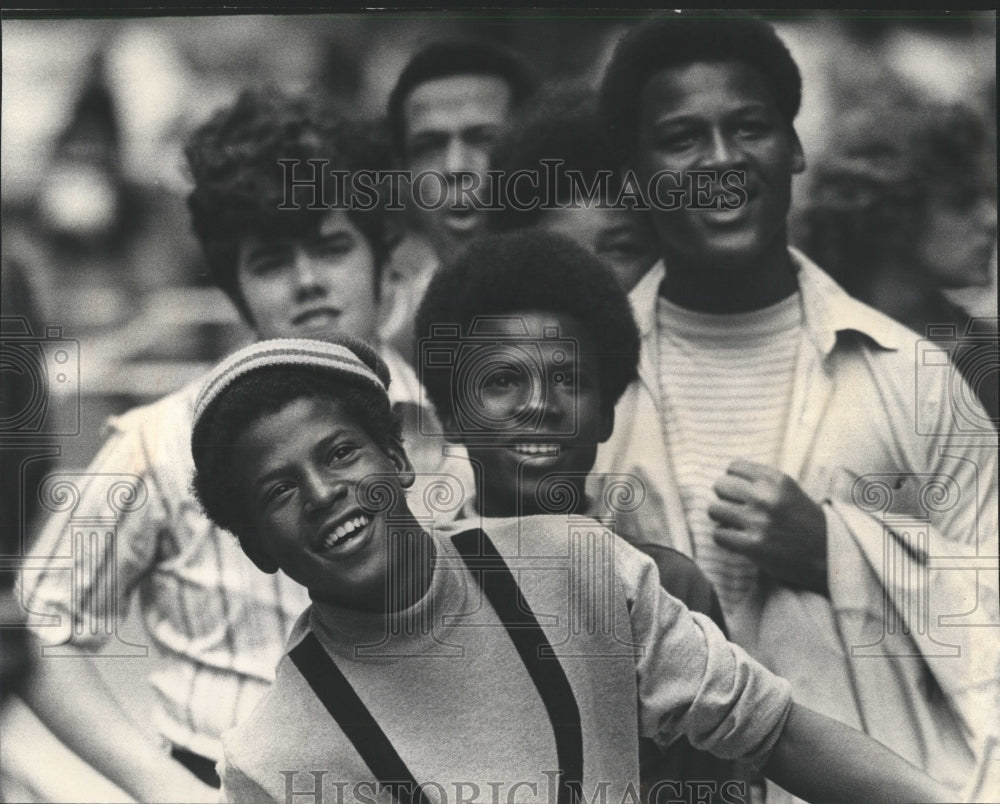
[0,260,58,715]
[797,101,998,421]
[377,40,537,367]
[591,13,999,802]
[16,88,467,803]
[4,53,199,341]
[22,55,139,336]
[488,87,661,292]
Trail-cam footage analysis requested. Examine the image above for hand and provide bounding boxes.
[707,460,829,596]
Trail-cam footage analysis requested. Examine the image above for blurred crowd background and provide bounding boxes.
[0,12,996,800]
[2,11,996,468]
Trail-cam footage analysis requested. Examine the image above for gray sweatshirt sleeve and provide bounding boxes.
[624,545,793,769]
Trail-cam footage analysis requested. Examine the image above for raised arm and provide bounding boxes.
[623,544,952,803]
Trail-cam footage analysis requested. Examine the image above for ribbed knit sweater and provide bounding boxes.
[219,516,792,804]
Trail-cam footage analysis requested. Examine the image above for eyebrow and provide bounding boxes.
[407,129,449,144]
[460,123,500,135]
[652,103,773,126]
[252,430,351,492]
[598,222,642,239]
[244,241,292,262]
[311,230,353,246]
[409,121,500,141]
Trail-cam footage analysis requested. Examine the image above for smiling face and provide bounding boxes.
[236,209,379,342]
[234,396,415,610]
[446,311,613,517]
[634,60,804,273]
[403,74,513,264]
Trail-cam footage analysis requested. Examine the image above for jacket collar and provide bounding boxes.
[629,258,666,342]
[791,247,904,354]
[628,247,904,356]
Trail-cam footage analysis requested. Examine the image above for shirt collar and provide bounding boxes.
[628,248,903,356]
[790,246,904,355]
[628,259,667,341]
[379,345,422,407]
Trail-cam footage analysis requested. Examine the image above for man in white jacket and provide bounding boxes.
[590,13,999,802]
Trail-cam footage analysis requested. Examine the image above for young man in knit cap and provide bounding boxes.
[592,12,999,801]
[190,333,949,804]
[17,89,467,802]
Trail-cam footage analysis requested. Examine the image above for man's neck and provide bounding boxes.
[475,488,589,519]
[659,239,798,314]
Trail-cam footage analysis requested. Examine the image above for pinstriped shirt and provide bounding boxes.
[19,347,469,761]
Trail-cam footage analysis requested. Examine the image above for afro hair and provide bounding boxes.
[599,12,802,164]
[489,87,624,232]
[184,88,395,320]
[415,229,640,426]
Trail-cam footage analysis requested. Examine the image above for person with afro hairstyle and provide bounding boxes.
[488,88,660,291]
[592,12,999,802]
[377,40,537,367]
[416,228,750,798]
[797,100,998,420]
[190,334,949,804]
[17,88,468,802]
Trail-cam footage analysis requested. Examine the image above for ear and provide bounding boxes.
[238,530,279,575]
[598,404,616,444]
[382,441,416,490]
[790,127,806,175]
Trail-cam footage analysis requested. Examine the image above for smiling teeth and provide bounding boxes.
[321,515,370,550]
[513,444,559,455]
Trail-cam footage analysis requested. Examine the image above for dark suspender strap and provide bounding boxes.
[451,528,584,804]
[289,632,432,804]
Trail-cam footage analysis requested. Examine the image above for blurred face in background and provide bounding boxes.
[403,74,513,265]
[916,187,997,289]
[538,201,660,291]
[237,209,379,342]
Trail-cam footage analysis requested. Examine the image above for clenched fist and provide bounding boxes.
[707,460,829,596]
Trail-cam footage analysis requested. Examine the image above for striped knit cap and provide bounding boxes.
[193,336,391,437]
